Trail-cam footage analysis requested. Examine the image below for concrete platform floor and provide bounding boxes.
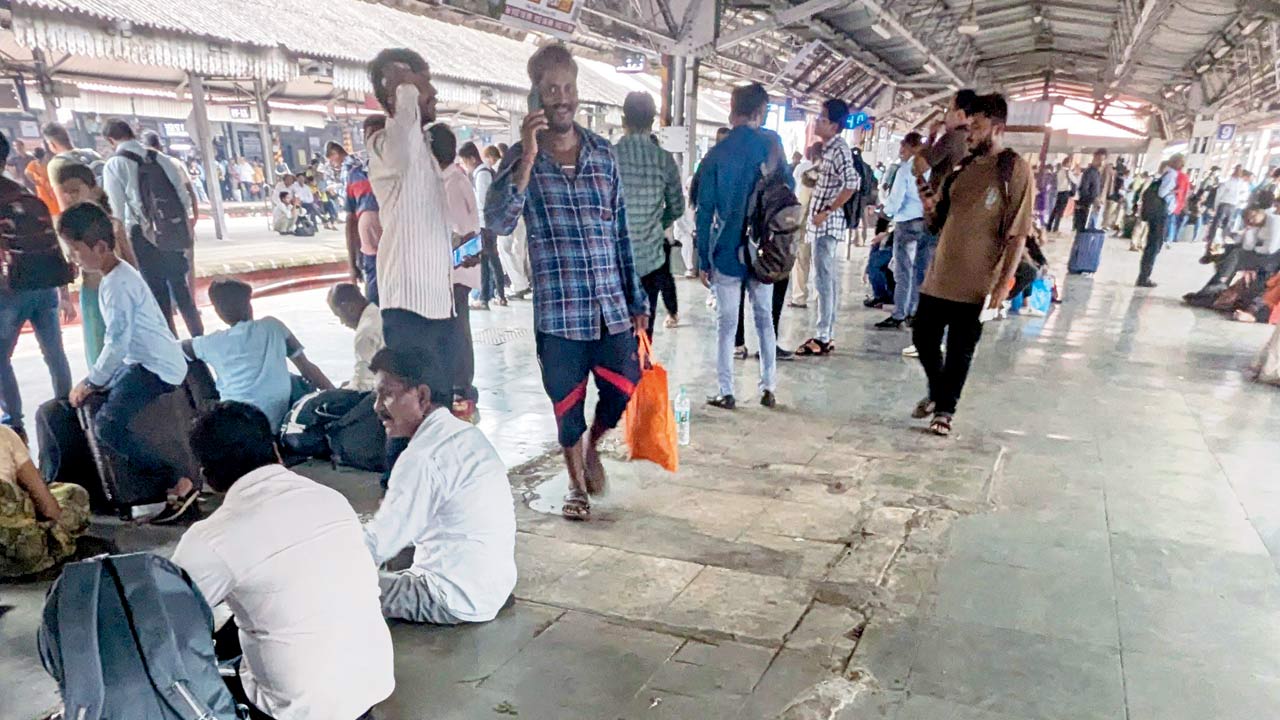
[3,232,1279,720]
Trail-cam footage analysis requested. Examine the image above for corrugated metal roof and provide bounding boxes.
[10,0,628,106]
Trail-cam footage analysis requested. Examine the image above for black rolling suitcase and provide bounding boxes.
[78,361,217,516]
[35,398,107,511]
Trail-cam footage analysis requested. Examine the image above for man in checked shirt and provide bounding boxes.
[795,99,860,357]
[486,44,648,522]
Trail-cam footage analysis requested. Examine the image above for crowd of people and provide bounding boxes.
[3,34,1280,719]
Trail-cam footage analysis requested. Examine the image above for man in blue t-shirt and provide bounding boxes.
[184,279,333,431]
[694,82,792,411]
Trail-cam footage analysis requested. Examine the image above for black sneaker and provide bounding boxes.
[776,348,795,361]
[706,394,737,410]
[147,490,201,525]
[761,391,777,408]
[1135,280,1158,288]
[875,316,906,329]
[863,298,885,309]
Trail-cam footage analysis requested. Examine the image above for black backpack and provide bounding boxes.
[841,151,876,227]
[117,149,192,252]
[1140,176,1168,223]
[743,156,803,284]
[0,177,76,290]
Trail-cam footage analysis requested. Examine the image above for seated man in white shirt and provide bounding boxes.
[362,347,516,624]
[173,401,395,720]
[327,282,384,392]
[271,190,298,235]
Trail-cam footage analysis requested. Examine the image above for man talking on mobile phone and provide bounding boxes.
[485,43,648,523]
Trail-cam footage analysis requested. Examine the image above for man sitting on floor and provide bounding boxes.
[328,282,384,393]
[184,278,333,432]
[173,401,394,720]
[362,347,516,624]
[61,202,197,524]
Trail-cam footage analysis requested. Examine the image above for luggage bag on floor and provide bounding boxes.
[35,398,107,511]
[79,361,215,513]
[38,552,240,720]
[1068,228,1106,274]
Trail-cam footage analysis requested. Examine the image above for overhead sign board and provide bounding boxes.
[844,111,873,131]
[1217,123,1237,141]
[498,0,582,39]
[657,125,688,154]
[617,52,645,74]
[229,105,253,121]
[784,99,806,123]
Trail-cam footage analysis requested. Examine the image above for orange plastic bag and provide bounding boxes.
[622,333,678,472]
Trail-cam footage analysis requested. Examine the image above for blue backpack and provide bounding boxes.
[39,553,241,720]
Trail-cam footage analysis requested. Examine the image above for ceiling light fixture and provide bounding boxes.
[1212,44,1232,59]
[870,22,893,39]
[1241,18,1265,36]
[957,0,979,35]
[1196,63,1211,74]
[923,62,937,74]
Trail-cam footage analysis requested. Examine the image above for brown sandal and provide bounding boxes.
[562,489,591,521]
[795,338,831,356]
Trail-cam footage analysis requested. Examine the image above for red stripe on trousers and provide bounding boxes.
[553,378,589,418]
[593,366,636,397]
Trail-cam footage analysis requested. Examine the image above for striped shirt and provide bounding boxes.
[485,126,647,341]
[807,135,860,241]
[614,133,684,277]
[367,84,454,320]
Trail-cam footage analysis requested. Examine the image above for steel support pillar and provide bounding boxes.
[254,79,275,186]
[684,56,700,181]
[188,73,227,241]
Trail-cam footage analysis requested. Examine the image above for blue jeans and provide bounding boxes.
[912,232,938,317]
[1166,212,1183,244]
[0,287,72,430]
[713,273,775,397]
[812,235,841,343]
[361,253,379,305]
[891,220,924,320]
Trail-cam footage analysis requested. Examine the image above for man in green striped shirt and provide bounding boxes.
[615,91,685,338]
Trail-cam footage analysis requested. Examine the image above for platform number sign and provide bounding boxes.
[844,111,873,131]
[1217,124,1237,141]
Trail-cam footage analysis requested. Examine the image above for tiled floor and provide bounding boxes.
[3,232,1280,720]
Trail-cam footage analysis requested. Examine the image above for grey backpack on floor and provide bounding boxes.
[38,553,240,720]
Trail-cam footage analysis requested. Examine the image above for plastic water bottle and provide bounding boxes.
[674,386,691,446]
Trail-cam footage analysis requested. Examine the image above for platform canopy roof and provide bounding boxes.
[571,0,1280,135]
[0,0,728,125]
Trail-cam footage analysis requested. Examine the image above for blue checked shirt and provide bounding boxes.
[485,126,648,341]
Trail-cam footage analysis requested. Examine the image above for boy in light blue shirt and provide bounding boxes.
[62,202,197,524]
[184,279,333,432]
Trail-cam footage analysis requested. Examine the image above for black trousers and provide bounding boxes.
[1138,213,1167,284]
[132,228,204,338]
[478,232,506,303]
[451,285,476,401]
[912,294,984,416]
[1048,191,1072,232]
[380,308,456,405]
[735,276,788,347]
[640,261,677,338]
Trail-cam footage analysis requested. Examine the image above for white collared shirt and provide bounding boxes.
[350,303,384,392]
[172,465,395,720]
[367,84,455,320]
[89,261,187,388]
[363,408,516,622]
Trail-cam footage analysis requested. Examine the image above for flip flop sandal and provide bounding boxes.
[795,339,826,356]
[929,414,953,437]
[912,398,936,419]
[562,489,591,521]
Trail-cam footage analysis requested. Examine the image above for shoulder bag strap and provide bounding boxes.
[56,561,107,720]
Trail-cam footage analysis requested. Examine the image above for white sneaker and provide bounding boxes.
[902,344,919,358]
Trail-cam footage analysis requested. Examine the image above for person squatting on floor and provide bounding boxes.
[361,348,517,624]
[485,44,647,521]
[173,401,394,720]
[911,93,1034,437]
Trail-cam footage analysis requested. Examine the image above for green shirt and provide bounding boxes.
[614,134,684,277]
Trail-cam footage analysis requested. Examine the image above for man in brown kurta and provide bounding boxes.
[910,93,1035,436]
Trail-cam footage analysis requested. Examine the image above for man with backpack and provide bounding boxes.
[694,82,789,410]
[174,401,395,719]
[0,132,75,443]
[911,93,1034,437]
[101,118,204,337]
[795,98,860,358]
[1137,153,1183,288]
